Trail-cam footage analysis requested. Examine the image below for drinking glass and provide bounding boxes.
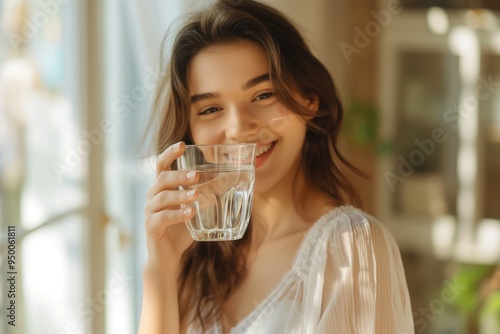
[177,143,256,241]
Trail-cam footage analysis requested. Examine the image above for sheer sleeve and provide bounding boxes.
[316,210,414,334]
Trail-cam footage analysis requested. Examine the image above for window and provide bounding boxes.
[0,0,87,333]
[1,0,194,333]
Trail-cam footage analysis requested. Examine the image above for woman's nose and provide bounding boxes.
[224,105,259,143]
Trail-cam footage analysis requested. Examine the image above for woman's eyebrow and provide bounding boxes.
[242,73,270,90]
[190,73,270,104]
[190,92,220,104]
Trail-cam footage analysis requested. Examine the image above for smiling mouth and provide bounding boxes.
[222,142,276,164]
[254,141,277,168]
[256,142,275,156]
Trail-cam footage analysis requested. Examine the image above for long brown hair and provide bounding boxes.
[148,0,362,330]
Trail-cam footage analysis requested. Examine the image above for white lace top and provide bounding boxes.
[187,206,415,333]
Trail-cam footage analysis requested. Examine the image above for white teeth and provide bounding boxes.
[256,142,274,156]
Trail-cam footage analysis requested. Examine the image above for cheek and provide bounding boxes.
[256,104,290,135]
[189,122,222,145]
[268,109,305,136]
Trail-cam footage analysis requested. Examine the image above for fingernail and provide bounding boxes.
[186,190,196,198]
[183,208,192,216]
[186,171,196,180]
[172,142,181,150]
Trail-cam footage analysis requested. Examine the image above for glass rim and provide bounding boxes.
[184,143,257,148]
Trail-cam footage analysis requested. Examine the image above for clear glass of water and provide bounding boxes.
[176,143,256,241]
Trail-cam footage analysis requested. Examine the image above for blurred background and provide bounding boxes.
[0,0,499,333]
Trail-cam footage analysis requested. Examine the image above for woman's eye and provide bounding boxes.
[198,107,221,115]
[254,92,274,101]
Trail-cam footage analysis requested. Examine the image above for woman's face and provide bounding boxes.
[187,40,309,194]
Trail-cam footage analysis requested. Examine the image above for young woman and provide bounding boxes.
[139,1,414,333]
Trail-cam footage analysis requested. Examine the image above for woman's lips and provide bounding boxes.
[255,141,276,168]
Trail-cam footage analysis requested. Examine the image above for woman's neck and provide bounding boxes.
[251,169,335,244]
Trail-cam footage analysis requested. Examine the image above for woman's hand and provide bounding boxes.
[144,141,199,272]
